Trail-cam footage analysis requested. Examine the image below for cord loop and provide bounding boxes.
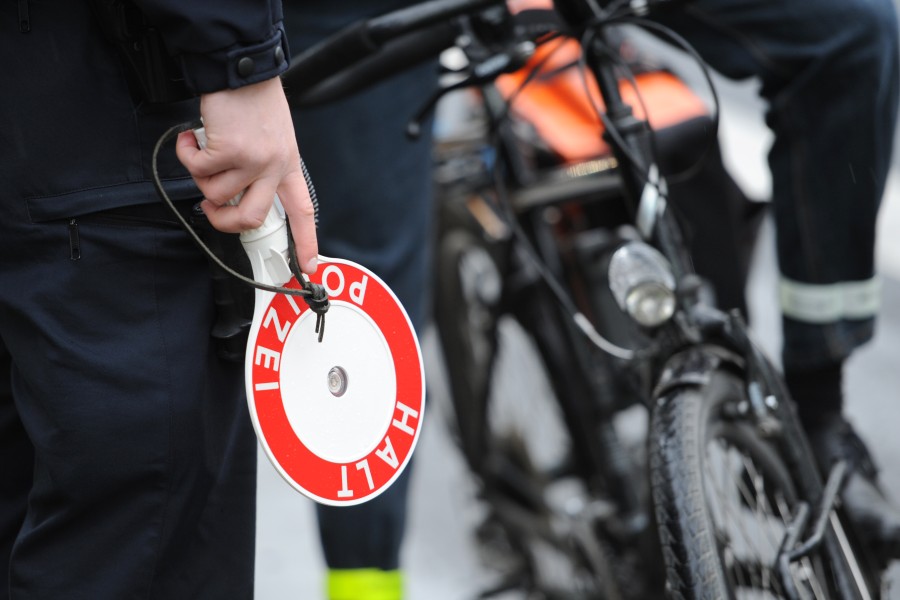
[151,120,330,342]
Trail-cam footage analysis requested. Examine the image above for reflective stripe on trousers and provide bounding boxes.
[780,275,881,324]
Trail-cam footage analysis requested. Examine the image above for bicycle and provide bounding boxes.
[284,1,887,597]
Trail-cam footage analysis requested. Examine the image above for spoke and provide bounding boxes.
[707,443,770,591]
[726,449,773,590]
[721,445,837,599]
[707,439,824,598]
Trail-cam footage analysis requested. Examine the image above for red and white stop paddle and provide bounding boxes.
[246,256,425,506]
[194,128,425,506]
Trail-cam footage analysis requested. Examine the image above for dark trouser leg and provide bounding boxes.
[0,211,256,599]
[283,1,438,596]
[0,342,31,598]
[654,0,900,371]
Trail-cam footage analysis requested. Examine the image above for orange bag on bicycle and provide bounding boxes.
[495,36,708,163]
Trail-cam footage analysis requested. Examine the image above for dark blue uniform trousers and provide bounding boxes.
[0,202,257,599]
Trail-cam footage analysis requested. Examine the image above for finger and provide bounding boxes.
[175,130,242,179]
[196,170,254,207]
[175,130,224,176]
[279,171,319,274]
[200,179,274,233]
[175,131,202,167]
[176,132,258,205]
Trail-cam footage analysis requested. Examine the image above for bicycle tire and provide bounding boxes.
[433,191,578,520]
[650,366,866,599]
[432,193,504,470]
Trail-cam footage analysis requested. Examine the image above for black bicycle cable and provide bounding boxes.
[470,8,681,360]
[493,33,566,126]
[151,120,330,338]
[484,120,641,361]
[577,26,660,196]
[576,15,722,191]
[616,14,722,185]
[575,24,668,218]
[592,30,664,171]
[477,6,706,360]
[572,17,724,284]
[494,0,637,127]
[486,3,649,360]
[464,3,721,361]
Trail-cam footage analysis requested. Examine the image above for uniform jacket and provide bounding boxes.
[0,0,290,221]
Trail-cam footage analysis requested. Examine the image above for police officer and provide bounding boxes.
[0,1,316,597]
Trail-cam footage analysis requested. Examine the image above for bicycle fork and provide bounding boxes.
[775,460,874,600]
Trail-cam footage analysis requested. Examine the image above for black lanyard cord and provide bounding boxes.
[151,120,330,338]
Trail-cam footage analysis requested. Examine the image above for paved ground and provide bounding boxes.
[255,54,900,600]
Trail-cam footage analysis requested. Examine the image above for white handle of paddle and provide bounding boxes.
[192,126,293,287]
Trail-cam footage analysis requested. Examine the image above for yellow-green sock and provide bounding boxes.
[326,568,403,600]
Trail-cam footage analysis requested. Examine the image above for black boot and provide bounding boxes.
[787,363,900,562]
[804,414,900,561]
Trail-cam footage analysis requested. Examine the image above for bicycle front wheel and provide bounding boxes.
[650,366,853,599]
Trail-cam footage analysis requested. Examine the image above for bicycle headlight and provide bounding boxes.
[608,242,677,328]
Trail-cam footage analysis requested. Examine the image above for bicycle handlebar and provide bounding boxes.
[283,0,505,105]
[285,19,463,107]
[282,0,677,108]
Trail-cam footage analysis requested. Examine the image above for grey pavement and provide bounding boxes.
[255,57,900,600]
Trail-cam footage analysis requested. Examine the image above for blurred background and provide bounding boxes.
[255,17,900,600]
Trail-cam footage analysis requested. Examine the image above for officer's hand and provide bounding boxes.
[175,77,319,274]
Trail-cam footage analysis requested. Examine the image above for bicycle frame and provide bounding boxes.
[286,0,880,595]
[437,5,874,595]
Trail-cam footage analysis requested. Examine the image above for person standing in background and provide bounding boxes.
[282,1,439,598]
